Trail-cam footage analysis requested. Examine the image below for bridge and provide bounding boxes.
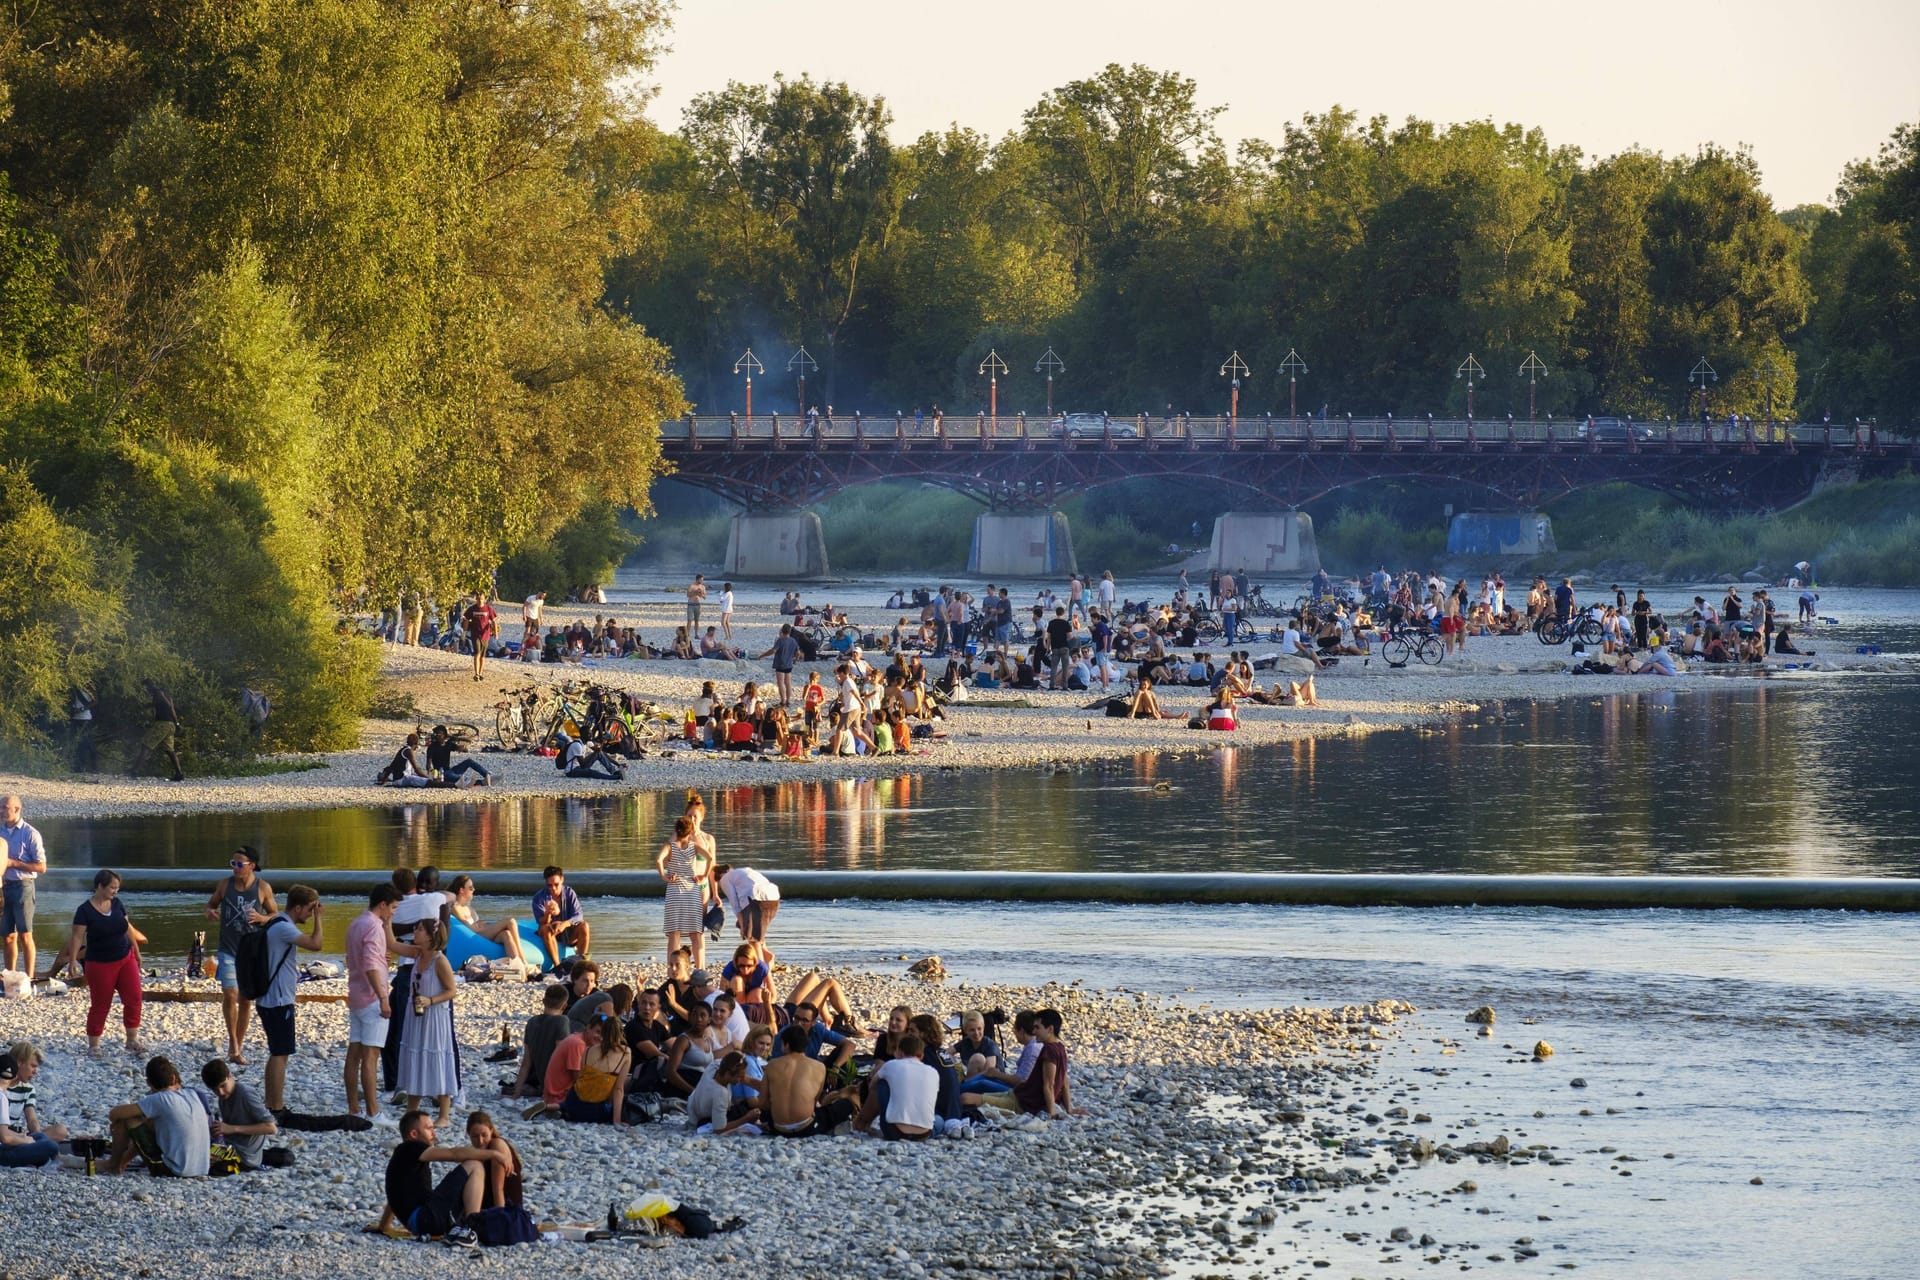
[657,412,1916,578]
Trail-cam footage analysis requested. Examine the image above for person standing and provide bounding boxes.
[58,870,148,1058]
[67,684,97,773]
[346,884,405,1126]
[386,868,452,1093]
[204,846,276,1065]
[719,582,736,645]
[686,574,708,632]
[254,885,324,1113]
[713,863,780,948]
[397,919,459,1126]
[1,795,45,978]
[657,818,708,971]
[128,678,186,781]
[520,591,545,662]
[1219,584,1239,645]
[1631,590,1653,651]
[1097,570,1117,617]
[1066,575,1086,625]
[758,624,801,709]
[463,592,497,682]
[945,589,969,655]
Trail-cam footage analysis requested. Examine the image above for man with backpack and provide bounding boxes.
[243,885,324,1114]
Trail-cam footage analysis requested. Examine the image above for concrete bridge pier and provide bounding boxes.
[968,510,1076,579]
[1208,511,1320,575]
[724,510,830,579]
[1445,513,1556,557]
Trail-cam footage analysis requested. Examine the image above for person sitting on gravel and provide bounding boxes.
[107,1055,210,1176]
[1128,677,1180,720]
[663,1001,728,1097]
[962,1010,1037,1104]
[855,1033,937,1140]
[1013,1009,1083,1121]
[707,988,752,1050]
[464,1112,523,1211]
[425,725,491,787]
[763,1025,858,1137]
[4,1040,68,1144]
[510,983,573,1103]
[563,960,607,1028]
[198,1059,277,1170]
[700,626,741,660]
[0,1052,59,1167]
[686,1051,760,1136]
[623,988,675,1093]
[556,1015,630,1128]
[371,1111,508,1248]
[376,733,433,787]
[557,731,624,782]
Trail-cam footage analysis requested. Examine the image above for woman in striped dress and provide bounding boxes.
[657,816,707,967]
[684,792,719,967]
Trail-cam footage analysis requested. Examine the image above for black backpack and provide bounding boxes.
[234,916,289,1002]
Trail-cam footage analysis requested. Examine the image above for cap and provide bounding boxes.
[690,969,713,986]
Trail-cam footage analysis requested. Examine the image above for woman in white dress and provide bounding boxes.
[397,919,460,1125]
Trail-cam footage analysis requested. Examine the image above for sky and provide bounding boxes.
[640,0,1920,208]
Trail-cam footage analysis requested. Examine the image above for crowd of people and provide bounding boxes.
[0,791,1083,1255]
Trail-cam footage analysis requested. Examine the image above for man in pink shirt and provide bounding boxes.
[346,884,408,1126]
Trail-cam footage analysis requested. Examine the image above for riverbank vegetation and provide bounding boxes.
[0,4,682,767]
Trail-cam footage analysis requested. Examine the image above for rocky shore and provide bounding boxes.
[0,961,1451,1278]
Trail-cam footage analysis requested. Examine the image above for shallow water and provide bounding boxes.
[20,580,1920,1278]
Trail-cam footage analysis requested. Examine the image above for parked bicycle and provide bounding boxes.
[1380,623,1442,667]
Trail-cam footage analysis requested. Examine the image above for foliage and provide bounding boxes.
[498,499,642,599]
[0,0,682,768]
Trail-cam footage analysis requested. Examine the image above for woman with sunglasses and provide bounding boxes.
[203,847,276,1065]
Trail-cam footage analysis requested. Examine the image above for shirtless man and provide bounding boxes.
[762,1025,858,1138]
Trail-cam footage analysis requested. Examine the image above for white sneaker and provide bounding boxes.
[368,1111,400,1128]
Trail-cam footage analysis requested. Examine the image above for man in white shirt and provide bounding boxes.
[520,592,545,661]
[714,864,780,945]
[1097,571,1117,615]
[856,1033,937,1140]
[1280,626,1324,669]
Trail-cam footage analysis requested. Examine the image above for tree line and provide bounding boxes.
[613,65,1919,429]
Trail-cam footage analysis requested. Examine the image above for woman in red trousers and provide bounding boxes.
[58,869,149,1058]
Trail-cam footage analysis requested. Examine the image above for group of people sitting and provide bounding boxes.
[507,949,1080,1143]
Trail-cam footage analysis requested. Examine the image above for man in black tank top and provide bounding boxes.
[204,846,276,1066]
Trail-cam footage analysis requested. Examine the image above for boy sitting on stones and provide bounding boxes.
[107,1056,210,1176]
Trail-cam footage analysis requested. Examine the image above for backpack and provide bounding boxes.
[473,1204,538,1247]
[1104,697,1130,718]
[234,917,290,1002]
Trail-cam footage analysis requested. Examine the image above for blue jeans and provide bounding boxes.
[444,758,491,783]
[1223,612,1238,643]
[0,1133,58,1167]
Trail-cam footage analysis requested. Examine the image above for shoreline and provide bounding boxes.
[0,957,1427,1278]
[2,596,1904,821]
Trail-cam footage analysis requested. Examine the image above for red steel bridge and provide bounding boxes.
[658,413,1915,513]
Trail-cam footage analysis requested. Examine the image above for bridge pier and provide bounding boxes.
[724,510,830,579]
[967,510,1076,579]
[1445,512,1556,557]
[1208,511,1319,575]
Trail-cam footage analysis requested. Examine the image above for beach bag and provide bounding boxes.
[703,902,726,934]
[473,1204,538,1247]
[208,1144,243,1177]
[624,1090,664,1123]
[665,1206,717,1239]
[462,955,494,983]
[1104,697,1130,718]
[233,918,289,1002]
[262,1147,296,1169]
[488,955,529,983]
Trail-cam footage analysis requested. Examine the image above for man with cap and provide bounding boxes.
[203,845,276,1064]
[2,795,45,979]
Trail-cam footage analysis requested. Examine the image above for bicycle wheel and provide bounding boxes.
[1576,617,1605,645]
[495,706,526,749]
[1381,636,1412,666]
[1537,619,1568,645]
[1415,635,1443,665]
[446,722,479,750]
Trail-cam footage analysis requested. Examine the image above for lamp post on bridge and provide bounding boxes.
[788,346,817,417]
[1689,358,1717,423]
[1756,357,1782,429]
[1518,352,1548,421]
[1220,350,1250,432]
[1456,354,1485,419]
[734,348,764,423]
[1035,347,1065,418]
[979,349,1008,429]
[1278,349,1307,421]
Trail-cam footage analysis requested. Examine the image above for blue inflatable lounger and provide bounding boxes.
[446,916,573,973]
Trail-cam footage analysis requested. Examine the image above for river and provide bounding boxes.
[18,578,1920,1278]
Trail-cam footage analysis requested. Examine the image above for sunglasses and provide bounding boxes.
[230,859,250,870]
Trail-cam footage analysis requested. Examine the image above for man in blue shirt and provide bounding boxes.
[532,865,589,968]
[774,1001,856,1072]
[2,795,46,978]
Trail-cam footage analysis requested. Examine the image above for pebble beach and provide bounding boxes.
[1,961,1446,1278]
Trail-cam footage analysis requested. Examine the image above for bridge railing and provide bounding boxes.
[661,414,1868,448]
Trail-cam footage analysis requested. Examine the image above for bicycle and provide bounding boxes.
[417,720,479,750]
[1534,612,1603,646]
[1380,624,1442,667]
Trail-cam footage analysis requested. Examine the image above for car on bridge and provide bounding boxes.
[1577,416,1657,442]
[1048,413,1139,439]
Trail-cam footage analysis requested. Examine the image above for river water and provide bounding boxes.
[21,580,1920,1277]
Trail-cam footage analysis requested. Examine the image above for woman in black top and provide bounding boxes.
[58,869,149,1058]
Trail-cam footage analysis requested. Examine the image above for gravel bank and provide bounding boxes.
[1,962,1424,1278]
[5,596,1897,820]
